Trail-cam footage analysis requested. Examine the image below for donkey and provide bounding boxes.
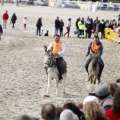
[88,53,100,85]
[43,45,67,96]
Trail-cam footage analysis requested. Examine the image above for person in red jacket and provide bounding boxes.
[105,88,120,120]
[2,10,9,29]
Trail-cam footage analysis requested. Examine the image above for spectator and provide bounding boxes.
[75,17,80,37]
[101,19,105,39]
[64,18,71,38]
[60,109,79,120]
[55,17,60,35]
[85,19,92,38]
[83,101,108,120]
[59,19,64,37]
[105,88,120,120]
[78,95,99,112]
[95,85,113,111]
[41,103,59,120]
[23,17,27,30]
[36,17,42,36]
[0,24,3,40]
[2,10,9,29]
[93,20,101,37]
[63,102,84,120]
[107,83,119,97]
[83,95,99,105]
[78,17,85,38]
[10,13,17,28]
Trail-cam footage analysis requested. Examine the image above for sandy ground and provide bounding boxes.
[0,3,120,120]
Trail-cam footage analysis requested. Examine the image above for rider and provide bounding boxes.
[47,34,66,83]
[85,36,104,81]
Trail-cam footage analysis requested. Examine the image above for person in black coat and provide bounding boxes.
[101,19,106,39]
[10,13,17,28]
[85,19,92,38]
[0,24,3,40]
[54,16,60,35]
[59,19,64,37]
[75,17,80,37]
[36,17,42,36]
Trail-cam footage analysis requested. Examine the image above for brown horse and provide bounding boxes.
[44,45,67,96]
[88,53,100,84]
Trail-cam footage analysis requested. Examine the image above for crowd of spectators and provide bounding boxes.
[15,80,120,120]
[75,14,120,38]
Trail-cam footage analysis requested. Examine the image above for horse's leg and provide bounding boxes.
[46,76,51,95]
[55,77,59,96]
[62,74,66,94]
[90,75,93,84]
[94,75,97,84]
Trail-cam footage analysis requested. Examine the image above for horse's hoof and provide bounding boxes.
[44,94,50,97]
[98,80,101,84]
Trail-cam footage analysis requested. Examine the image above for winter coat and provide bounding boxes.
[101,22,106,33]
[0,25,3,33]
[55,19,60,28]
[3,13,9,20]
[93,22,102,32]
[85,23,92,32]
[11,14,17,23]
[36,19,42,27]
[60,21,64,29]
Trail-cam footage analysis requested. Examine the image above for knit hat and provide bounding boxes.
[83,96,99,105]
[60,109,79,120]
[95,85,109,97]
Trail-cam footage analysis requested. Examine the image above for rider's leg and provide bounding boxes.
[56,57,63,80]
[85,54,92,74]
[98,58,104,80]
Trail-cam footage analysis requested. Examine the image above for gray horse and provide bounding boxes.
[44,45,67,96]
[88,53,100,84]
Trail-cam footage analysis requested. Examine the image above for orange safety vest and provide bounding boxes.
[51,41,62,57]
[90,41,101,53]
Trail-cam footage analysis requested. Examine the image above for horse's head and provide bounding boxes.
[91,53,99,65]
[44,45,55,69]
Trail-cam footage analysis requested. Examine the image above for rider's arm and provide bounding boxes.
[98,45,103,57]
[47,43,52,51]
[87,42,92,54]
[58,43,66,56]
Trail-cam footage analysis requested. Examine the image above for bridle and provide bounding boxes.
[44,56,54,68]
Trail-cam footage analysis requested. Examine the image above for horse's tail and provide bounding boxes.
[62,60,67,74]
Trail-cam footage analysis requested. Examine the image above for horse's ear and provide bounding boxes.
[44,45,47,52]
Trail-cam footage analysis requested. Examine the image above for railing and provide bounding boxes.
[104,28,120,43]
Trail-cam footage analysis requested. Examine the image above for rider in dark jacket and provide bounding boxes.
[85,36,104,81]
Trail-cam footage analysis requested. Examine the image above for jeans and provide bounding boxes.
[64,27,70,37]
[60,27,63,37]
[56,57,63,80]
[55,27,59,35]
[85,54,104,77]
[12,23,15,28]
[36,26,41,36]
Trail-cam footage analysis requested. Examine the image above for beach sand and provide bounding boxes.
[0,4,120,120]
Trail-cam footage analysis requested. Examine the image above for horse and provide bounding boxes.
[88,53,100,85]
[43,45,67,96]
